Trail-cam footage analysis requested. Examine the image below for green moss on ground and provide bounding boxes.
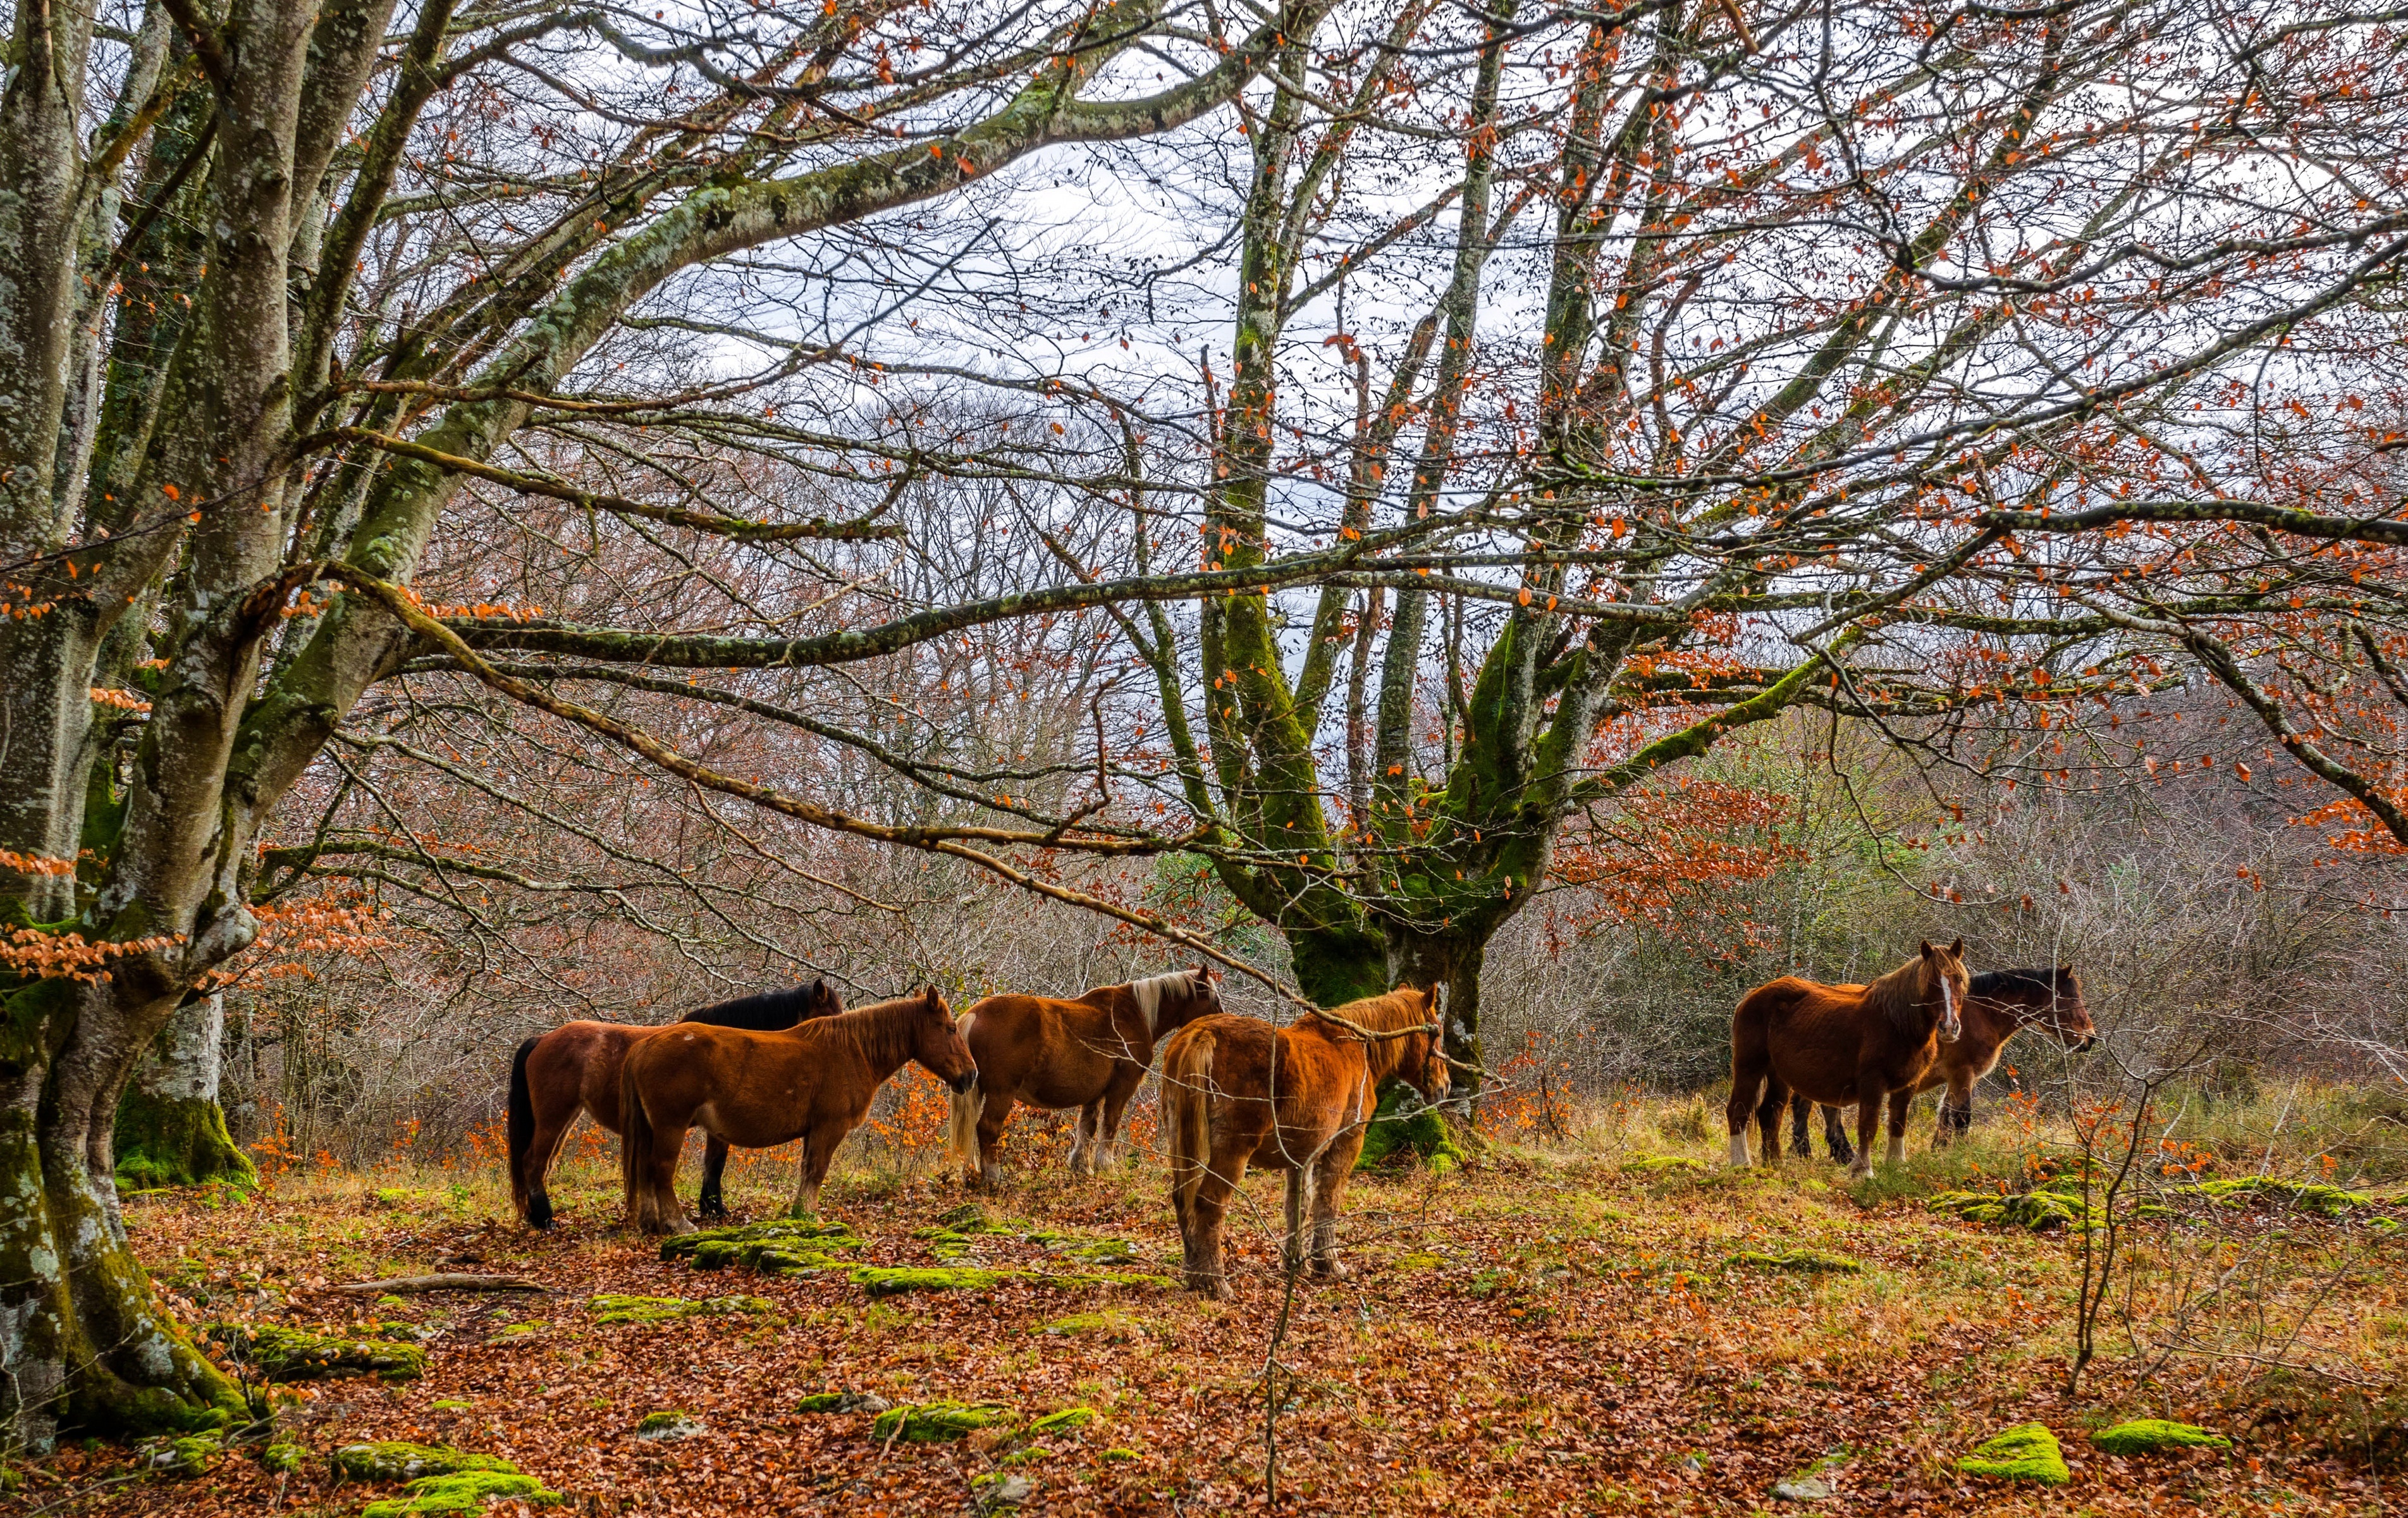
[1728,1248,1864,1274]
[1929,1181,2101,1232]
[1029,1407,1098,1435]
[588,1293,776,1325]
[332,1443,515,1481]
[361,1472,563,1515]
[636,1410,704,1440]
[1957,1423,2070,1484]
[260,1440,304,1474]
[138,1433,221,1476]
[872,1401,1018,1443]
[205,1323,425,1383]
[850,1266,1171,1297]
[2091,1419,2231,1455]
[2176,1176,2371,1217]
[1621,1154,1707,1176]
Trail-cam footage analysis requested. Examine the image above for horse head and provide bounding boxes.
[1919,939,1969,1044]
[806,978,846,1020]
[910,986,978,1093]
[1400,987,1450,1102]
[1178,964,1225,1026]
[2047,967,2098,1052]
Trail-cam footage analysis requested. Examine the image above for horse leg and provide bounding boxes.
[1754,1072,1790,1166]
[790,1123,842,1218]
[1307,1144,1354,1278]
[1071,1101,1105,1175]
[1822,1104,1855,1168]
[1936,1075,1974,1144]
[1885,1087,1912,1168]
[1183,1149,1243,1300]
[1787,1092,1814,1160]
[1725,1047,1767,1168]
[697,1135,732,1219]
[645,1124,691,1235]
[1848,1092,1880,1182]
[1094,1077,1138,1171]
[974,1092,1016,1191]
[519,1112,572,1231]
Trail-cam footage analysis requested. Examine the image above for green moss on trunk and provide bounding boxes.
[112,1088,256,1190]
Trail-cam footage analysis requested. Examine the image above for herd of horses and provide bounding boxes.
[503,946,2094,1295]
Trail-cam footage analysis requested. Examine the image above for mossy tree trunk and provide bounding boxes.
[113,995,255,1191]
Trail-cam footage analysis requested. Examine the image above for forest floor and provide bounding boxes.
[20,1088,2408,1516]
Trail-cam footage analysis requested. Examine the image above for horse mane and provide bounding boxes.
[825,991,937,1068]
[1126,970,1195,1034]
[680,978,835,1030]
[1858,954,1939,1037]
[1306,986,1436,1038]
[1969,967,2065,1001]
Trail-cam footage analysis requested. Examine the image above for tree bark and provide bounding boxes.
[113,994,256,1190]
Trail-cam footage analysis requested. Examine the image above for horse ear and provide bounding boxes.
[1920,940,1934,957]
[1949,937,1964,956]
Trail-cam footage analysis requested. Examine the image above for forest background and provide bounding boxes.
[4,0,2407,1450]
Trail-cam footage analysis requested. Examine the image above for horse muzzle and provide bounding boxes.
[945,1070,977,1095]
[2072,1035,2098,1054]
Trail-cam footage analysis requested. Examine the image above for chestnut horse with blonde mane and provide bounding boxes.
[1787,965,2097,1163]
[620,988,973,1233]
[1726,941,1970,1180]
[946,966,1222,1188]
[505,980,844,1228]
[1162,987,1449,1298]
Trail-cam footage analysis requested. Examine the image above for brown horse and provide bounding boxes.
[505,980,844,1228]
[1787,966,2096,1163]
[1162,987,1449,1298]
[945,966,1223,1188]
[619,987,973,1234]
[1725,941,1970,1180]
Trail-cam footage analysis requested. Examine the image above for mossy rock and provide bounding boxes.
[2091,1419,2230,1456]
[661,1218,866,1268]
[1728,1248,1864,1274]
[589,1293,777,1326]
[636,1410,705,1441]
[1957,1423,2069,1484]
[1621,1154,1707,1177]
[1355,1089,1467,1173]
[972,1470,1036,1506]
[797,1390,890,1414]
[260,1440,305,1474]
[1035,1312,1137,1340]
[914,1229,980,1261]
[937,1202,998,1231]
[872,1401,1018,1443]
[1051,1238,1142,1266]
[333,1443,515,1481]
[206,1323,426,1383]
[1029,1407,1098,1435]
[1929,1187,2099,1233]
[429,1399,472,1414]
[2177,1176,2370,1218]
[484,1322,544,1347]
[851,1266,1171,1297]
[361,1472,563,1516]
[138,1433,223,1477]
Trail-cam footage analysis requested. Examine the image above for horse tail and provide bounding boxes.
[619,1047,656,1233]
[1165,1027,1217,1218]
[947,1073,984,1168]
[507,1036,539,1219]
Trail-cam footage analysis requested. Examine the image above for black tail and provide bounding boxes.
[507,1037,540,1222]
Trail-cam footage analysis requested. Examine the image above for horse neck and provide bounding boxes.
[1312,992,1431,1080]
[1864,958,1943,1035]
[837,998,926,1078]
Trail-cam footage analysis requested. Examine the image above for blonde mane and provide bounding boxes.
[1127,970,1196,1035]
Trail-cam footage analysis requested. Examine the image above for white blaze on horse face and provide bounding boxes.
[1937,974,1962,1044]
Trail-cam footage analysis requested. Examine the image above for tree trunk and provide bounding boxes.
[113,994,256,1190]
[3,979,246,1453]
